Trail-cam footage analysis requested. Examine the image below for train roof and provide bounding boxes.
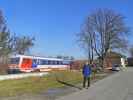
[10,55,64,61]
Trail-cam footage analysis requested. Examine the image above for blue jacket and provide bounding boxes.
[82,64,91,77]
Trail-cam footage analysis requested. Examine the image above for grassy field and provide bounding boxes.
[0,70,83,97]
[0,70,108,97]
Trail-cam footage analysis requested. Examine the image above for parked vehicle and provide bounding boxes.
[8,55,71,74]
[112,64,120,71]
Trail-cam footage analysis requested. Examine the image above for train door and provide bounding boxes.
[32,59,38,68]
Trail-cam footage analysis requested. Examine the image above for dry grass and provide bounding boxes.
[0,70,109,97]
[0,70,82,97]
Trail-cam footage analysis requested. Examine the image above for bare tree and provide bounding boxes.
[78,25,94,64]
[14,36,35,55]
[78,8,129,67]
[0,9,35,56]
[129,47,133,57]
[0,9,15,75]
[0,10,13,64]
[0,9,36,74]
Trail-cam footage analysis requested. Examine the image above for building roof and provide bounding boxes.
[106,51,126,58]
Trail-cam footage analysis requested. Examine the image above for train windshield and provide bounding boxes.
[10,57,20,64]
[63,61,71,65]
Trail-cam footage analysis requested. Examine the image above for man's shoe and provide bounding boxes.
[86,86,90,89]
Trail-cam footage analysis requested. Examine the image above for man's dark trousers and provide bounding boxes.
[83,76,90,88]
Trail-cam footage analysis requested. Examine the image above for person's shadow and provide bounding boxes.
[56,78,82,90]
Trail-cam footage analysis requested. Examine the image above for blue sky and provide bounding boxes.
[0,0,132,59]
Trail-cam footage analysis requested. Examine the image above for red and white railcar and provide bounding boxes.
[8,55,70,73]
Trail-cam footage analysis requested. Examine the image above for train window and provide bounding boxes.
[51,61,54,65]
[57,61,61,65]
[54,61,57,65]
[38,60,63,65]
[10,57,20,64]
[58,61,63,65]
[63,61,70,65]
[38,59,48,65]
[38,59,41,65]
[48,60,56,65]
[52,61,57,65]
[36,59,40,64]
[38,59,43,65]
[43,60,48,65]
[23,58,31,63]
[48,60,52,65]
[60,61,63,65]
[33,59,37,64]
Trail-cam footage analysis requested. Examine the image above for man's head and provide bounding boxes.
[85,62,89,65]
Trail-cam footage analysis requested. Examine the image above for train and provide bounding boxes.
[8,55,71,74]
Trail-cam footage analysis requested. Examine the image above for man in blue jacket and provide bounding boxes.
[82,62,92,88]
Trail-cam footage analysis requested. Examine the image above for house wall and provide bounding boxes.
[127,58,133,66]
[104,57,121,68]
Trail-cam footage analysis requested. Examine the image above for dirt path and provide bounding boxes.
[57,68,132,100]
